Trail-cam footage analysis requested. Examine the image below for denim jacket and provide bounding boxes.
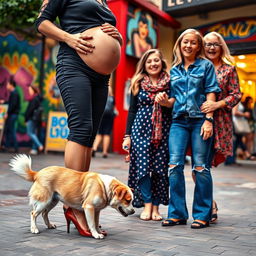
[170,58,221,119]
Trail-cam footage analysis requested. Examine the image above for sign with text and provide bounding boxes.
[0,104,8,143]
[196,17,256,44]
[164,0,213,9]
[45,111,69,152]
[0,104,8,130]
[163,0,255,17]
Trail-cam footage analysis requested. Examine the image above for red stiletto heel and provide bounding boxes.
[63,207,92,237]
[66,216,71,233]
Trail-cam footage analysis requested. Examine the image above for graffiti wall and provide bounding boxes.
[126,5,158,58]
[0,31,62,146]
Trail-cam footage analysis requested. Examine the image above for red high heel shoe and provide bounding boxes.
[63,207,92,237]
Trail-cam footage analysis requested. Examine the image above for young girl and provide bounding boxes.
[122,49,171,221]
[156,29,220,229]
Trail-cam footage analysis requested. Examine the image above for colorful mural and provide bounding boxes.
[126,5,158,58]
[0,31,62,146]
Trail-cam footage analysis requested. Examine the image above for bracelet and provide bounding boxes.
[123,135,130,140]
[205,116,214,123]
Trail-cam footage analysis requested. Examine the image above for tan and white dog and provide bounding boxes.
[9,154,135,239]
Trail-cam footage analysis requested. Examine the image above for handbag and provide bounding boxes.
[232,116,251,134]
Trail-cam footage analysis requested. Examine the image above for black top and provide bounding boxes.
[25,95,43,122]
[35,0,116,34]
[7,90,20,115]
[125,93,138,135]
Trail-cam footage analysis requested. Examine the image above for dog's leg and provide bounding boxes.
[31,210,40,234]
[84,206,104,239]
[42,198,59,229]
[95,210,100,233]
[95,210,101,233]
[30,200,48,234]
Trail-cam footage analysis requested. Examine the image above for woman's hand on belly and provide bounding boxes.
[76,26,121,75]
[65,33,95,54]
[101,23,123,46]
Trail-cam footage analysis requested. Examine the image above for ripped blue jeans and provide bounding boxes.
[167,117,213,221]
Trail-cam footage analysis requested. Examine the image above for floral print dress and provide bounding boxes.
[212,64,241,166]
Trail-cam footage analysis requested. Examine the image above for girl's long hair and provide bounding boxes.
[130,49,167,95]
[172,28,205,67]
[204,31,235,65]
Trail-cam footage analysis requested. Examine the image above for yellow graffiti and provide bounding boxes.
[209,20,256,38]
[44,70,62,107]
[2,41,8,47]
[1,53,37,78]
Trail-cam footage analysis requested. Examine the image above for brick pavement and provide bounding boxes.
[0,152,255,256]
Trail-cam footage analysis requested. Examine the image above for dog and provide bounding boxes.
[9,154,135,239]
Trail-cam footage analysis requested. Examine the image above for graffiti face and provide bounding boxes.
[126,7,158,58]
[138,21,149,40]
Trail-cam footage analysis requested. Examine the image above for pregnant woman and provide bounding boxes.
[36,0,122,237]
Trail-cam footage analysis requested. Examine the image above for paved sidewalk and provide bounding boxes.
[0,152,255,256]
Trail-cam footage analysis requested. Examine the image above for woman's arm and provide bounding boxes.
[201,93,215,140]
[201,66,241,113]
[38,20,94,54]
[155,92,175,108]
[232,103,250,118]
[122,93,138,151]
[36,0,94,54]
[223,66,242,109]
[202,92,216,118]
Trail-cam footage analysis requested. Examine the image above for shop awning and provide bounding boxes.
[163,0,256,17]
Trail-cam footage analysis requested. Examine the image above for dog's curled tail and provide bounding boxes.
[9,154,36,182]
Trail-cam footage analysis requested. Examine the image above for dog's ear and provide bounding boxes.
[115,186,128,200]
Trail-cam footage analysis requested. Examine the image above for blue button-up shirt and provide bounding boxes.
[170,58,221,119]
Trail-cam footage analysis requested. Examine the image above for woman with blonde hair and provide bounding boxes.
[122,49,171,221]
[200,31,241,222]
[156,28,220,229]
[172,28,206,67]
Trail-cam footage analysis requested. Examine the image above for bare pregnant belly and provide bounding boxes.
[77,26,121,75]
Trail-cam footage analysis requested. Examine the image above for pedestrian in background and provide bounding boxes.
[0,76,20,153]
[122,49,171,221]
[199,31,242,222]
[157,29,220,229]
[92,87,117,158]
[25,85,44,155]
[232,101,255,161]
[243,96,255,156]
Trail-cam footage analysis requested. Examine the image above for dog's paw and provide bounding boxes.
[92,232,105,239]
[31,227,40,234]
[48,223,57,229]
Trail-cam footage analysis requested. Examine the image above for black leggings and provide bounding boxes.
[56,45,109,147]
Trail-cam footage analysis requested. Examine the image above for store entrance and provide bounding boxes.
[234,53,256,157]
[234,54,256,101]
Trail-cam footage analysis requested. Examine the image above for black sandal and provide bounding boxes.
[210,201,218,223]
[162,219,187,226]
[191,221,209,229]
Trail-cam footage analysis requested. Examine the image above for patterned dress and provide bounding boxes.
[212,64,241,166]
[128,89,171,208]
